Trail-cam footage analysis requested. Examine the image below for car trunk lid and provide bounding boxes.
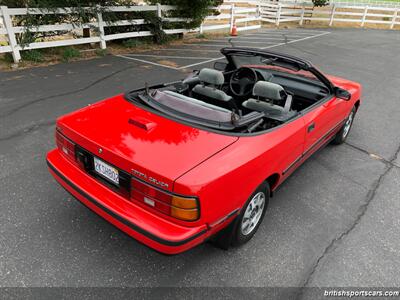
[56,94,238,192]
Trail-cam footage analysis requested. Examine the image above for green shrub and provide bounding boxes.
[122,38,144,48]
[312,0,329,6]
[196,33,207,39]
[62,47,81,62]
[146,0,223,29]
[121,36,156,48]
[1,53,15,63]
[95,48,108,56]
[21,49,44,62]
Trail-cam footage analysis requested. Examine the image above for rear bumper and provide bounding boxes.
[46,149,208,254]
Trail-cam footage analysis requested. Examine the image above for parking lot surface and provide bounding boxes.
[1,28,399,292]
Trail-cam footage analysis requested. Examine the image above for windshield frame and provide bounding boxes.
[221,48,334,93]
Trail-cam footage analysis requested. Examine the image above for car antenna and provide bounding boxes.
[228,38,235,48]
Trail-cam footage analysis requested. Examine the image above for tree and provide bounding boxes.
[0,0,223,45]
[312,0,329,6]
[146,0,223,28]
[0,0,129,8]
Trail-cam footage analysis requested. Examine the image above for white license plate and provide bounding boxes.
[94,157,119,185]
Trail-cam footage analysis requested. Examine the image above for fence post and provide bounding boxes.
[0,6,21,63]
[96,6,106,49]
[276,3,282,26]
[300,5,305,26]
[361,5,368,27]
[257,3,261,18]
[157,3,163,31]
[257,3,262,26]
[329,4,336,26]
[390,7,398,29]
[230,3,235,33]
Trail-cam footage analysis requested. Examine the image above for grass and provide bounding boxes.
[21,50,44,63]
[1,53,14,64]
[121,38,151,48]
[95,48,108,57]
[61,47,81,62]
[195,33,208,39]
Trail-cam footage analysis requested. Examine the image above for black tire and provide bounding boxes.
[331,106,356,145]
[232,181,270,246]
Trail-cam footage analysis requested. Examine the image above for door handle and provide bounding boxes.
[308,123,315,133]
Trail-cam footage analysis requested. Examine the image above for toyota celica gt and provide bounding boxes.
[47,48,361,254]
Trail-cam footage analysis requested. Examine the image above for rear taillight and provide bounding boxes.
[56,130,76,161]
[130,178,199,221]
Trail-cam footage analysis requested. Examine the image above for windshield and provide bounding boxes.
[230,54,320,82]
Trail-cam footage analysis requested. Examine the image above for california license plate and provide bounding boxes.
[94,157,119,185]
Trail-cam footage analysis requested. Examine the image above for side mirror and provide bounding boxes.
[214,61,228,71]
[335,87,351,101]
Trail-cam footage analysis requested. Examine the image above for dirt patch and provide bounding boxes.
[156,60,179,68]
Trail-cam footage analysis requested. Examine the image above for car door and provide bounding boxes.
[302,95,348,158]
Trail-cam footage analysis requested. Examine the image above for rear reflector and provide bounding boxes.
[130,177,199,221]
[56,130,76,162]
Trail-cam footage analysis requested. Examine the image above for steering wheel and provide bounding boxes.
[229,67,258,97]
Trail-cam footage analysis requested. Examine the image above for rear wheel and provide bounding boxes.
[332,106,356,145]
[232,182,269,246]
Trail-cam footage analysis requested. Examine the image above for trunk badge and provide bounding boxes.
[98,148,103,154]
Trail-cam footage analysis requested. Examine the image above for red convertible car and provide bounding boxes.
[47,48,361,254]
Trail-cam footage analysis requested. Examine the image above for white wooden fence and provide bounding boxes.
[201,2,261,34]
[259,1,400,27]
[0,3,261,63]
[275,0,400,9]
[1,1,399,64]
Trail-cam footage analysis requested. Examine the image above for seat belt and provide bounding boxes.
[283,94,293,113]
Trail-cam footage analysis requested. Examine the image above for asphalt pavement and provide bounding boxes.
[0,28,399,295]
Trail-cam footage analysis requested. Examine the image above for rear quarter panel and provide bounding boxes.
[174,116,306,226]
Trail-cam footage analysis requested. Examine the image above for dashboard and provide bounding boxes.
[254,68,329,102]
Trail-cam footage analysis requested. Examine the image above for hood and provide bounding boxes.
[57,95,238,191]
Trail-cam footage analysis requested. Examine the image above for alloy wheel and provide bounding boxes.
[343,110,354,138]
[241,192,266,236]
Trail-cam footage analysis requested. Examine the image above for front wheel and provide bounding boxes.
[232,182,270,246]
[332,106,356,145]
